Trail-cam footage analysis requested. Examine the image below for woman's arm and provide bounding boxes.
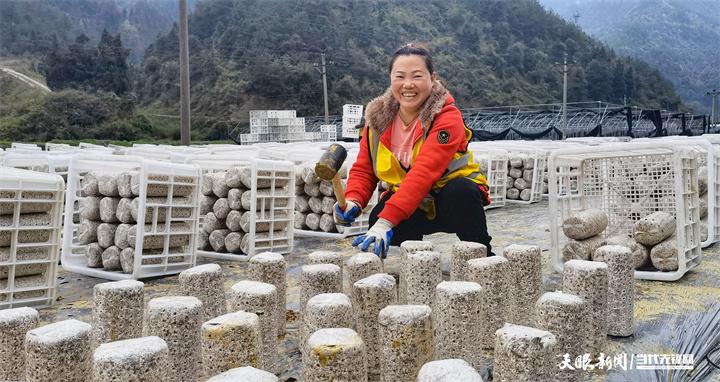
[378,103,465,226]
[345,124,379,208]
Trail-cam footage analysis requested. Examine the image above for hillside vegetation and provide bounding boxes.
[137,0,684,118]
[0,0,689,142]
[540,0,720,113]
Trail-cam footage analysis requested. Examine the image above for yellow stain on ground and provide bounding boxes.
[633,247,720,320]
[634,280,720,320]
[68,299,93,309]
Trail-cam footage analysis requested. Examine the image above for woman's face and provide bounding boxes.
[390,55,435,115]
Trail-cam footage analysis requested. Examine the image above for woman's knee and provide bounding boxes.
[440,177,484,202]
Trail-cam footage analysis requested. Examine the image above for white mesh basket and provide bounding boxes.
[635,136,717,247]
[548,143,702,281]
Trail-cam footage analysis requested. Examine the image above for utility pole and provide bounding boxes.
[562,53,568,139]
[179,0,191,145]
[708,88,719,126]
[555,52,568,140]
[553,52,578,139]
[573,10,580,25]
[314,52,333,124]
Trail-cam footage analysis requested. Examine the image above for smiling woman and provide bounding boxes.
[334,43,495,258]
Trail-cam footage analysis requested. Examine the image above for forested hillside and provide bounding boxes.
[137,0,684,118]
[0,0,195,62]
[540,0,720,113]
[1,0,690,142]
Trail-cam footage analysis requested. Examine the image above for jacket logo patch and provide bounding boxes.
[438,130,450,144]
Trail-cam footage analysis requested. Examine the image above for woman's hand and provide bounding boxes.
[352,218,394,258]
[333,201,361,226]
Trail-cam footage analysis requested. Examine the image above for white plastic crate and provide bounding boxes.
[484,144,546,204]
[266,110,296,119]
[343,104,364,117]
[1,167,65,309]
[342,125,361,139]
[196,158,295,260]
[289,125,306,133]
[548,143,702,281]
[267,118,296,126]
[295,189,379,239]
[45,143,74,151]
[468,146,508,209]
[121,147,174,162]
[180,153,255,258]
[294,150,375,238]
[250,118,269,127]
[10,143,41,151]
[61,155,201,280]
[701,134,720,245]
[2,152,73,181]
[78,142,109,150]
[342,115,363,139]
[249,110,268,119]
[636,136,717,247]
[4,152,76,250]
[565,137,632,145]
[250,126,270,134]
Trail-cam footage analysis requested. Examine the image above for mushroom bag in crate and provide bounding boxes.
[549,144,702,281]
[197,158,295,259]
[62,155,201,280]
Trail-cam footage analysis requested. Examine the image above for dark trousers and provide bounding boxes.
[368,177,493,255]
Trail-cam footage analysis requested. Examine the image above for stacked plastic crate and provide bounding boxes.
[61,155,201,280]
[342,104,363,140]
[242,110,309,144]
[1,167,65,308]
[289,118,308,142]
[319,125,337,142]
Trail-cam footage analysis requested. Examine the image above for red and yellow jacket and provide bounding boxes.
[345,81,490,226]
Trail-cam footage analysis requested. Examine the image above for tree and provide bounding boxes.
[40,31,130,95]
[95,29,130,94]
[623,66,635,102]
[586,59,612,101]
[611,61,625,103]
[67,33,95,90]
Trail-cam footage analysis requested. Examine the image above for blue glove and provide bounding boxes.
[333,201,360,227]
[352,218,394,258]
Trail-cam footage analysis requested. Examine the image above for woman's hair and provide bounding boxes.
[388,42,434,75]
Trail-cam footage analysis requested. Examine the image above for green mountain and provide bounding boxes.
[539,0,720,113]
[0,0,195,63]
[136,0,685,119]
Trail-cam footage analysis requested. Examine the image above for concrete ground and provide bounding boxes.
[43,200,720,381]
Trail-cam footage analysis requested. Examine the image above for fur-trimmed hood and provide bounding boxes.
[364,80,449,135]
